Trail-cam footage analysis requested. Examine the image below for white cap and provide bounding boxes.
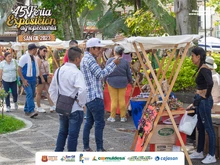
[205,56,217,69]
[86,38,105,48]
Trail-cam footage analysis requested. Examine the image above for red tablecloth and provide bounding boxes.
[104,84,141,114]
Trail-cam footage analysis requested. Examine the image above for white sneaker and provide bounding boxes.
[50,105,56,112]
[36,107,46,113]
[189,151,204,159]
[120,117,127,122]
[14,102,18,110]
[6,106,11,112]
[107,117,115,122]
[201,154,216,164]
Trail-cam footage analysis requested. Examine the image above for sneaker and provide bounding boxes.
[6,106,11,112]
[120,117,127,122]
[30,111,38,118]
[36,107,46,113]
[189,151,204,159]
[50,106,56,112]
[201,154,216,164]
[83,148,93,152]
[96,148,107,152]
[107,117,115,122]
[14,102,18,110]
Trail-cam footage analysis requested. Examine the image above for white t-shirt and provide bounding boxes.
[0,59,17,82]
[211,70,220,103]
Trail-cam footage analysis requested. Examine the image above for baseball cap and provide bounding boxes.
[205,56,217,69]
[86,38,105,48]
[28,44,39,50]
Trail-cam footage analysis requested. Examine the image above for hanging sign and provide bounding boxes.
[6,5,57,32]
[18,34,56,42]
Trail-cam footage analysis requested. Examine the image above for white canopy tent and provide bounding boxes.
[198,36,220,52]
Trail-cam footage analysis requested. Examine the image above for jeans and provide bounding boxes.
[195,94,216,156]
[23,81,36,113]
[83,98,105,151]
[2,80,17,107]
[55,110,83,151]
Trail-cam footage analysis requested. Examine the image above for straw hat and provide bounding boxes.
[205,56,217,69]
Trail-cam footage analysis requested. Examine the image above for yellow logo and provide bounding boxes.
[7,5,57,32]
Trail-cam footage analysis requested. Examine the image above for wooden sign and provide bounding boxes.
[18,34,56,42]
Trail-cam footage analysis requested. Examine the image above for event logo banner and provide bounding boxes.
[6,5,57,33]
[36,152,184,165]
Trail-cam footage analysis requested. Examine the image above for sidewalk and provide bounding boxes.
[0,95,219,165]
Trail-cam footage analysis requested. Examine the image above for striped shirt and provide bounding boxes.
[80,51,116,102]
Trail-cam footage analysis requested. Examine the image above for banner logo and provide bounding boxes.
[6,5,57,32]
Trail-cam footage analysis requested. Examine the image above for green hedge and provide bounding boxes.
[164,53,220,92]
[164,57,197,92]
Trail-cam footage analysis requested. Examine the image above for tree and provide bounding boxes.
[125,9,165,36]
[0,0,17,34]
[36,0,105,40]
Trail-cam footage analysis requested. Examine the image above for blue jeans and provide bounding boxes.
[83,98,105,151]
[55,110,83,151]
[195,94,216,156]
[23,81,36,113]
[2,80,17,107]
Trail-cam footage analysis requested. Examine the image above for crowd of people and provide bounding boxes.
[0,38,133,152]
[0,38,218,163]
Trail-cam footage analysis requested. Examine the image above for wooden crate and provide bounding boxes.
[212,103,220,114]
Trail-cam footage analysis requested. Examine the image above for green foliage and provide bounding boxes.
[164,57,197,92]
[125,9,165,36]
[207,0,220,14]
[0,115,25,134]
[0,88,9,119]
[212,53,220,74]
[96,9,128,38]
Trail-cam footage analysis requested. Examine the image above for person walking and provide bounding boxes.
[80,38,120,152]
[106,46,133,122]
[189,47,216,164]
[49,47,87,151]
[35,45,55,113]
[63,40,78,64]
[18,44,39,118]
[0,52,18,112]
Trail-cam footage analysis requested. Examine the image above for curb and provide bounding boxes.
[3,113,33,135]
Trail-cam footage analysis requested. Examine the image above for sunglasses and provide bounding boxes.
[94,47,102,50]
[43,50,48,53]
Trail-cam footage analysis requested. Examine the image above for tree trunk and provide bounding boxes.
[188,0,198,34]
[143,0,176,35]
[60,5,71,40]
[174,0,198,34]
[69,0,82,39]
[62,21,71,40]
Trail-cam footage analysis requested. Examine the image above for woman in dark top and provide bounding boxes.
[189,47,216,164]
[106,46,133,122]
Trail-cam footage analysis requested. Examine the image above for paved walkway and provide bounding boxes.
[0,95,219,165]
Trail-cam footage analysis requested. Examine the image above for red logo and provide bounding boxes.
[41,155,48,162]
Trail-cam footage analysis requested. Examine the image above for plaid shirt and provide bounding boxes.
[80,51,116,102]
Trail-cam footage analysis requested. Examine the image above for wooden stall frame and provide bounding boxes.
[131,41,193,165]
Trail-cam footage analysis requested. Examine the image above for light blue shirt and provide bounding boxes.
[80,51,116,102]
[0,59,17,82]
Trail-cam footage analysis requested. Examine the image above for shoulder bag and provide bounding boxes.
[55,67,78,116]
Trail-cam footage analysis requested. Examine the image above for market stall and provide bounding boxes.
[126,35,201,165]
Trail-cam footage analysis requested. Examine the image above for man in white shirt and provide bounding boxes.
[49,47,87,151]
[18,44,39,118]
